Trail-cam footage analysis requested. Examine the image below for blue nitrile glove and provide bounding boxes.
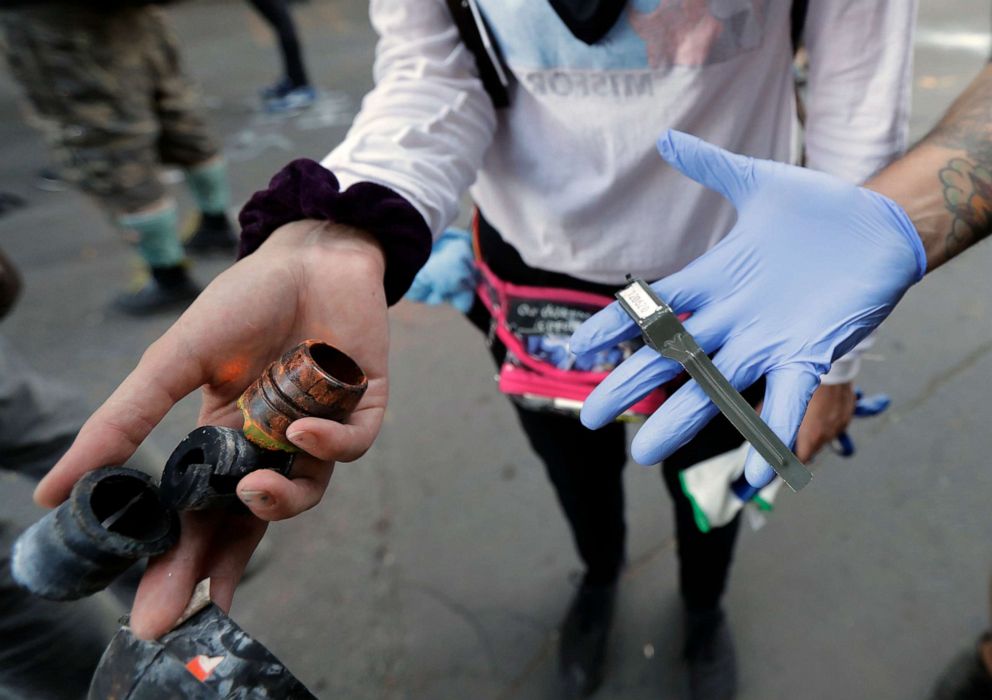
[571,130,926,488]
[405,228,477,313]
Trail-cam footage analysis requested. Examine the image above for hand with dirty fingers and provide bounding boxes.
[33,220,389,639]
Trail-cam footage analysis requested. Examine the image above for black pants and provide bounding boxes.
[246,0,309,87]
[472,215,751,612]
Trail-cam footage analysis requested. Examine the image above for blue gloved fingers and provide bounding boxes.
[853,392,891,416]
[405,274,432,303]
[569,300,643,357]
[743,365,820,488]
[628,349,752,466]
[424,288,448,306]
[832,432,856,458]
[580,345,681,429]
[579,309,728,429]
[406,228,476,309]
[456,260,479,286]
[450,289,476,314]
[649,253,725,315]
[657,129,757,208]
[570,255,723,357]
[439,228,472,245]
[629,382,720,465]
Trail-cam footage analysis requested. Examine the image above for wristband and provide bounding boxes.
[238,159,432,305]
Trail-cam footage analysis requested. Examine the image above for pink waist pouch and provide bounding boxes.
[476,260,676,421]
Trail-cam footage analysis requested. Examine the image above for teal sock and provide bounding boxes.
[118,203,185,268]
[185,159,231,216]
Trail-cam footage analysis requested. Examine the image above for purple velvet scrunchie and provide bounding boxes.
[238,158,432,306]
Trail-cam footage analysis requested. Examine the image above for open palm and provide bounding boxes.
[35,220,389,638]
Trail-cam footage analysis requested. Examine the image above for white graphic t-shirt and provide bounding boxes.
[325,0,915,288]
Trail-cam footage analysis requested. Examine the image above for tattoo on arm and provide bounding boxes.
[938,158,992,258]
[927,68,992,259]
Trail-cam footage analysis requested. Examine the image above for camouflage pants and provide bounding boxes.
[1,5,219,213]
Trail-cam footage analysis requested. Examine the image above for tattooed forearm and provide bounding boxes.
[867,65,992,270]
[938,157,992,258]
[927,65,992,259]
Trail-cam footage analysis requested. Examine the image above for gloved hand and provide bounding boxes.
[405,228,477,313]
[571,130,926,487]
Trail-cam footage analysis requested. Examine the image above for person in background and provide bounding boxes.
[571,60,992,700]
[0,2,237,315]
[246,0,317,112]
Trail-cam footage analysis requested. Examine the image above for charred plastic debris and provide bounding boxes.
[10,340,367,698]
[11,467,179,601]
[90,601,317,700]
[160,426,294,511]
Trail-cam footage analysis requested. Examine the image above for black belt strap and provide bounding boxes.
[444,0,510,108]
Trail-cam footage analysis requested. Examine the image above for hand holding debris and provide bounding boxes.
[571,130,925,487]
[32,219,390,638]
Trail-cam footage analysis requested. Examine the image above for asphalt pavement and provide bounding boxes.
[0,1,990,698]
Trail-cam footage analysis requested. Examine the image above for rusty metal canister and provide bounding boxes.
[237,340,367,452]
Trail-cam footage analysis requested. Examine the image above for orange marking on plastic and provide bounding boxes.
[185,654,224,681]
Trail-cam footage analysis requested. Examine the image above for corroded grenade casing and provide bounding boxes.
[237,340,367,452]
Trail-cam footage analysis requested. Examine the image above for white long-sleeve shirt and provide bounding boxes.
[324,0,917,380]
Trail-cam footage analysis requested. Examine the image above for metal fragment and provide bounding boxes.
[238,340,367,452]
[615,278,812,491]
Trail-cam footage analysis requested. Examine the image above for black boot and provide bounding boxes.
[114,265,200,316]
[559,580,617,698]
[184,212,237,254]
[684,608,737,700]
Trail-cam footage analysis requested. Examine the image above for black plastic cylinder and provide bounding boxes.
[159,426,294,511]
[11,467,179,601]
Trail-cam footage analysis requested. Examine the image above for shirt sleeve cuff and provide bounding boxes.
[820,355,861,385]
[237,158,432,306]
[821,331,877,385]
